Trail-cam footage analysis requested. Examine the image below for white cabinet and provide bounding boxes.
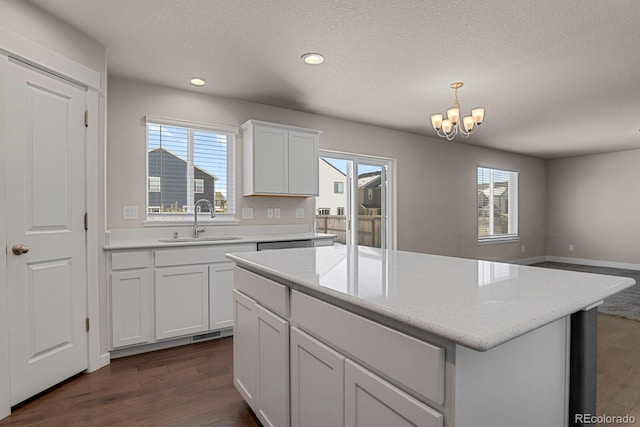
[233,289,258,408]
[155,265,209,340]
[291,327,344,427]
[344,360,443,427]
[209,262,236,330]
[233,273,290,427]
[109,250,152,349]
[255,304,289,427]
[242,120,321,197]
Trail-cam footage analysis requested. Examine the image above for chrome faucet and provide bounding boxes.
[193,199,215,237]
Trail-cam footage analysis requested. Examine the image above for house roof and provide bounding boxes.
[149,148,218,180]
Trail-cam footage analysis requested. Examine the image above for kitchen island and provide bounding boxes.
[227,246,634,427]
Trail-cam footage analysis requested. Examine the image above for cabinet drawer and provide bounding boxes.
[111,250,149,270]
[155,243,256,267]
[234,267,289,318]
[291,290,445,406]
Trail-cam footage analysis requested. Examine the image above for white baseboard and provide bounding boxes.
[545,256,640,271]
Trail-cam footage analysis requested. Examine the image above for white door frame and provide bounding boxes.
[0,26,102,419]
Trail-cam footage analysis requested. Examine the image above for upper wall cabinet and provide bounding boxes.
[242,120,321,197]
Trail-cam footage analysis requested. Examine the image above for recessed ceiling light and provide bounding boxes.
[189,78,207,86]
[301,53,325,65]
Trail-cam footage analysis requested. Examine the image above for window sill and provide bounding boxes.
[477,237,519,245]
[143,215,239,227]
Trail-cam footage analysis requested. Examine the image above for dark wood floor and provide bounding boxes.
[597,315,640,426]
[0,337,259,426]
[1,315,640,426]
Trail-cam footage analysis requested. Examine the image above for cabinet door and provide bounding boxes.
[344,360,443,427]
[210,262,235,330]
[110,269,151,349]
[291,327,344,427]
[253,126,288,194]
[233,290,258,410]
[155,265,209,340]
[288,130,319,196]
[256,304,290,427]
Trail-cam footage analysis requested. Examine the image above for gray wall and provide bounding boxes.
[108,77,547,262]
[546,149,640,265]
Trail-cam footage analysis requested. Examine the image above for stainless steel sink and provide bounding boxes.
[158,236,243,243]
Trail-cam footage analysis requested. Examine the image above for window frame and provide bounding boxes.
[194,178,204,194]
[477,165,519,244]
[334,181,344,194]
[148,176,161,193]
[145,116,237,224]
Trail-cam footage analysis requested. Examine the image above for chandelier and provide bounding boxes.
[430,82,484,140]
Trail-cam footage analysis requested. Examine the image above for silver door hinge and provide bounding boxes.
[85,317,90,332]
[84,212,88,231]
[84,110,89,128]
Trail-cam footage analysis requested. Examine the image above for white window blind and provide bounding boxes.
[477,166,518,241]
[146,117,235,220]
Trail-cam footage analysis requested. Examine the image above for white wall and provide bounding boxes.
[546,149,640,265]
[108,77,547,262]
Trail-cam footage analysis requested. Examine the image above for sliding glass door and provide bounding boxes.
[315,151,393,249]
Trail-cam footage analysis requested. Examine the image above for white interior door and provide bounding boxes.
[6,59,88,405]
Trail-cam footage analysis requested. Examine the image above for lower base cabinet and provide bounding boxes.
[155,265,209,340]
[344,359,443,427]
[291,327,344,427]
[290,327,442,427]
[233,289,289,427]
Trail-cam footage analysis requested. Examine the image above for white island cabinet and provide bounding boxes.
[227,245,635,427]
[242,120,321,197]
[233,267,290,427]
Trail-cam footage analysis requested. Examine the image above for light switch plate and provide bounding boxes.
[123,205,138,220]
[274,208,281,219]
[242,207,254,219]
[296,208,305,219]
[267,208,274,219]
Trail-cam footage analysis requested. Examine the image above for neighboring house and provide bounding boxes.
[477,182,509,234]
[148,148,222,212]
[358,171,381,216]
[316,158,347,216]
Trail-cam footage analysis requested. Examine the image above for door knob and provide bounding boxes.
[12,243,29,255]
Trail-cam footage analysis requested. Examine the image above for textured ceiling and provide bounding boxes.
[29,0,640,159]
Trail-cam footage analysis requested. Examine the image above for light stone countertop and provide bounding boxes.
[104,232,335,250]
[226,245,635,351]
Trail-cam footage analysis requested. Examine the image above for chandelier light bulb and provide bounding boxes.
[431,114,443,130]
[463,116,474,132]
[447,107,460,125]
[472,108,485,125]
[442,119,453,134]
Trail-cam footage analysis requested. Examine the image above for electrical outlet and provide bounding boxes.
[242,207,253,219]
[296,208,305,219]
[122,205,138,220]
[274,208,281,219]
[267,208,274,219]
[521,245,525,253]
[569,244,575,252]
